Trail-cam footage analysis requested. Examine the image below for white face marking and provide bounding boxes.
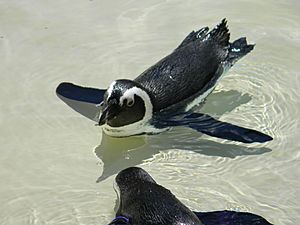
[106,81,116,100]
[120,87,153,120]
[119,90,135,107]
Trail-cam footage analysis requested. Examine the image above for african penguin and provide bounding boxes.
[108,167,273,225]
[56,19,273,143]
[112,167,203,225]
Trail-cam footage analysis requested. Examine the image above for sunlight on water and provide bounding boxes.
[0,0,300,225]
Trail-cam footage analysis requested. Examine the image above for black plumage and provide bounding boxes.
[115,167,203,225]
[134,19,253,112]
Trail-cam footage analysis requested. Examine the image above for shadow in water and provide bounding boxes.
[94,90,272,182]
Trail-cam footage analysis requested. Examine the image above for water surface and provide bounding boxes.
[1,0,300,224]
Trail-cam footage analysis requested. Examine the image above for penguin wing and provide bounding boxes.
[153,112,272,143]
[56,82,106,122]
[194,210,273,225]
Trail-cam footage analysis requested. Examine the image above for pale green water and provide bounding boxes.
[0,0,300,224]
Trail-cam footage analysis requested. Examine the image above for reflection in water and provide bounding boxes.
[94,134,148,182]
[94,90,271,181]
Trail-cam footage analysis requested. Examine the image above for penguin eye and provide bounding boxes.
[126,98,134,107]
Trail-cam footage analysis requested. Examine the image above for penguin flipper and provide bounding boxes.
[154,113,272,143]
[194,210,273,225]
[56,82,106,122]
[56,82,106,104]
[185,113,273,143]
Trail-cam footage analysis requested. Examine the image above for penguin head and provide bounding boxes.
[113,167,156,218]
[113,167,203,225]
[98,80,153,129]
[115,167,156,189]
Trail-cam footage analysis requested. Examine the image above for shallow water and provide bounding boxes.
[1,0,300,224]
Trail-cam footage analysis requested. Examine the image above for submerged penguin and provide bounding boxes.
[56,19,272,143]
[108,167,273,225]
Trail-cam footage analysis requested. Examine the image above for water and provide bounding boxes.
[0,0,299,224]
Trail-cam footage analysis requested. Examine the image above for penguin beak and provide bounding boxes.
[98,99,119,126]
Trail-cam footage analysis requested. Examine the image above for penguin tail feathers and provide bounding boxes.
[176,26,209,49]
[208,18,230,47]
[227,37,255,65]
[177,19,230,50]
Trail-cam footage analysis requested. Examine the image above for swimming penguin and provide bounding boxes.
[56,19,272,143]
[108,167,273,225]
